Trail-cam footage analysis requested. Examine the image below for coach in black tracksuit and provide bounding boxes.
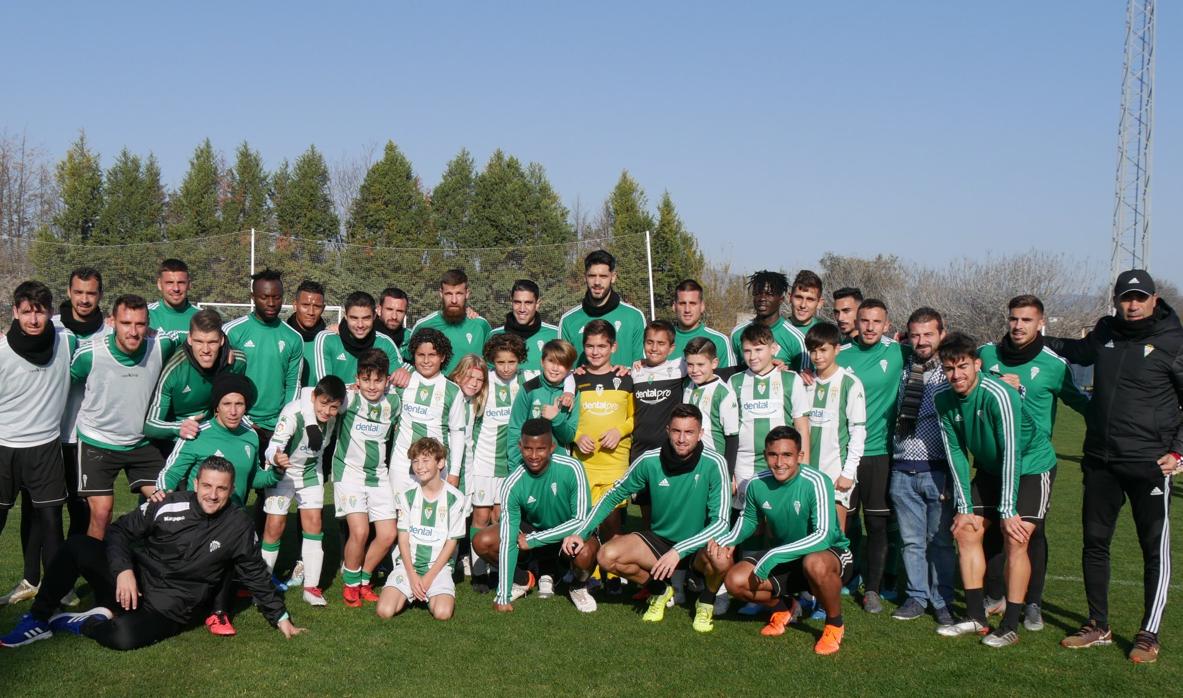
[26,456,302,650]
[1045,270,1183,660]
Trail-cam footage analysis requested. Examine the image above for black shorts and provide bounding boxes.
[77,442,164,496]
[633,530,691,570]
[971,468,1056,522]
[848,454,891,516]
[0,442,67,509]
[743,547,854,597]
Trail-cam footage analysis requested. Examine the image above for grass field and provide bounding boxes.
[0,408,1180,696]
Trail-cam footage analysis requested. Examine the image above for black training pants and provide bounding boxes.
[1081,456,1172,634]
[31,535,186,650]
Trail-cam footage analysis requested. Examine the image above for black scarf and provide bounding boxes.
[6,319,56,366]
[183,336,235,378]
[660,439,704,476]
[339,320,376,359]
[286,314,324,343]
[895,355,938,437]
[502,311,542,340]
[375,322,406,348]
[57,301,103,337]
[995,333,1044,366]
[1110,299,1174,342]
[581,290,621,318]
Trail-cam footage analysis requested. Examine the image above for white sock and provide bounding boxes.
[302,535,325,590]
[261,546,279,572]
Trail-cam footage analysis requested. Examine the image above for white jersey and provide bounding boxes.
[76,334,167,448]
[683,376,740,454]
[331,389,401,488]
[52,317,107,444]
[265,387,337,487]
[0,327,74,447]
[389,372,466,494]
[467,371,523,479]
[804,367,867,485]
[728,368,809,481]
[395,482,467,574]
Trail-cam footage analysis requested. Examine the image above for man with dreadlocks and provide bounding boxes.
[730,270,808,372]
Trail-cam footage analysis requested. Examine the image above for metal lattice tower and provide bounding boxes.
[1111,0,1155,280]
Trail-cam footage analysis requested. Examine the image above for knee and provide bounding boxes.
[88,623,138,651]
[596,545,619,572]
[803,553,829,579]
[725,566,751,596]
[472,529,498,561]
[431,603,454,621]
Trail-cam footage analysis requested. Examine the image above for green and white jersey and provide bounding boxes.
[558,297,648,366]
[390,372,466,492]
[836,337,907,456]
[144,346,248,441]
[804,367,866,483]
[72,333,178,451]
[489,323,559,381]
[148,299,198,338]
[730,318,807,372]
[223,312,304,430]
[266,387,337,487]
[0,326,75,447]
[332,388,402,487]
[683,376,739,453]
[157,419,273,507]
[978,342,1090,437]
[396,482,467,574]
[468,370,524,479]
[312,329,402,383]
[728,368,809,480]
[52,318,106,445]
[674,322,736,368]
[407,311,492,374]
[506,374,578,469]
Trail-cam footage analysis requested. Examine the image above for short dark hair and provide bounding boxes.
[683,336,717,360]
[440,268,468,288]
[313,375,347,403]
[584,249,616,272]
[69,267,103,293]
[484,333,527,363]
[379,287,408,304]
[792,270,823,295]
[344,291,376,312]
[669,403,703,425]
[747,270,789,297]
[858,298,888,314]
[804,322,843,351]
[112,294,148,314]
[251,268,283,290]
[765,425,802,450]
[1008,294,1045,315]
[583,319,616,344]
[937,332,979,364]
[907,306,944,332]
[356,348,390,378]
[644,320,676,344]
[197,455,236,483]
[521,417,553,439]
[410,328,453,369]
[739,322,774,347]
[190,308,223,334]
[674,279,704,298]
[13,281,52,313]
[833,287,863,303]
[296,279,325,298]
[510,279,540,299]
[158,258,189,276]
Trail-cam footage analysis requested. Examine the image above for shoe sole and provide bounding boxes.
[0,630,52,647]
[892,613,924,621]
[1061,639,1113,649]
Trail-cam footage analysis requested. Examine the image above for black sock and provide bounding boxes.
[1000,601,1023,632]
[698,588,717,605]
[826,614,844,628]
[1025,523,1048,606]
[646,579,667,596]
[965,588,986,623]
[513,568,530,586]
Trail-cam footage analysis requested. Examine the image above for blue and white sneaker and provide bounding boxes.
[0,613,52,647]
[48,607,113,636]
[271,575,290,593]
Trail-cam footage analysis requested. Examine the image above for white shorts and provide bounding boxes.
[466,474,504,508]
[817,462,855,509]
[734,476,752,511]
[263,478,324,515]
[333,480,396,522]
[383,559,456,599]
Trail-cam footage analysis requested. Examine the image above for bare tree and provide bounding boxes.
[329,141,378,237]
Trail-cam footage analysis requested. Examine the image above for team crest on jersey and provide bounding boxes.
[209,540,221,553]
[537,340,544,351]
[551,482,558,496]
[369,405,381,421]
[817,387,826,399]
[595,383,604,395]
[182,385,191,393]
[793,501,801,515]
[1145,344,1155,357]
[1030,366,1040,379]
[531,399,542,418]
[614,321,621,331]
[612,377,621,390]
[417,387,432,404]
[244,445,253,458]
[498,387,508,403]
[879,359,888,372]
[466,332,473,344]
[757,381,767,396]
[278,341,286,353]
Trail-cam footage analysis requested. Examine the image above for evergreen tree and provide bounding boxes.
[51,132,103,244]
[650,191,704,316]
[95,149,165,245]
[345,140,430,247]
[523,162,580,318]
[223,141,271,233]
[603,170,655,308]
[169,139,221,240]
[431,148,476,249]
[142,154,166,240]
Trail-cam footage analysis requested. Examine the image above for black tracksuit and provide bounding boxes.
[31,490,288,650]
[1046,300,1183,634]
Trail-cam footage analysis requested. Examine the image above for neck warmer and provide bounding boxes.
[339,320,376,359]
[57,301,103,337]
[1110,299,1174,342]
[375,322,406,348]
[582,290,621,318]
[660,439,704,476]
[502,311,542,339]
[995,333,1044,366]
[286,314,324,342]
[6,319,56,366]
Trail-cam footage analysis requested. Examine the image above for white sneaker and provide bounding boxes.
[538,575,555,599]
[0,579,39,605]
[569,587,598,613]
[936,618,988,637]
[461,556,472,578]
[285,561,305,587]
[510,573,534,602]
[302,587,328,607]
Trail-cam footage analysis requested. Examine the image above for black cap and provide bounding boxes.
[209,374,256,412]
[1114,269,1156,297]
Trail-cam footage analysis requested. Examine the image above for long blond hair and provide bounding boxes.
[448,353,488,414]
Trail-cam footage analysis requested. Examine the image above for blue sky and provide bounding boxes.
[3,1,1178,288]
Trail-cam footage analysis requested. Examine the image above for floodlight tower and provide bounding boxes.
[1110,0,1154,279]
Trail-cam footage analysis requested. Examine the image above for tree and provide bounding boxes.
[650,192,704,316]
[431,148,477,250]
[51,131,103,244]
[169,139,221,240]
[222,142,271,233]
[275,145,338,239]
[94,149,165,245]
[602,171,655,309]
[345,140,430,247]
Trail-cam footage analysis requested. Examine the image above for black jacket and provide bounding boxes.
[1045,300,1183,468]
[105,490,288,626]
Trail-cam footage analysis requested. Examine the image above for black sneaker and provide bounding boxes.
[892,597,926,620]
[471,574,490,594]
